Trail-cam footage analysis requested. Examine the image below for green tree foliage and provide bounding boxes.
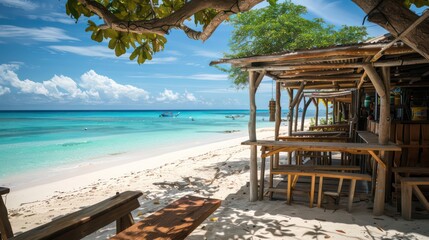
[65,0,262,64]
[220,1,368,86]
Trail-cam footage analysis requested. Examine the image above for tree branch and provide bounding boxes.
[353,0,429,60]
[77,0,263,40]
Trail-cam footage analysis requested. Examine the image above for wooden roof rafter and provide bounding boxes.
[211,44,414,66]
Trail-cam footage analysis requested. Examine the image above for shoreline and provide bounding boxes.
[5,127,275,209]
[2,126,253,191]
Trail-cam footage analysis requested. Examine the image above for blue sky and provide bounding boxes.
[0,0,388,110]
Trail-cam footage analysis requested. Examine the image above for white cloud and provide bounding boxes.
[146,57,177,64]
[164,50,183,56]
[184,91,196,102]
[80,70,149,101]
[155,89,198,103]
[0,0,37,11]
[156,89,180,102]
[193,50,222,58]
[188,74,227,81]
[126,57,178,65]
[196,88,241,94]
[0,85,10,95]
[0,64,150,103]
[0,25,78,42]
[28,13,75,25]
[185,62,203,67]
[48,45,117,58]
[129,73,227,81]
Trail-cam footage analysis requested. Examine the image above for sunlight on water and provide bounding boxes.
[0,110,320,178]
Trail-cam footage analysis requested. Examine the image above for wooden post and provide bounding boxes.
[324,99,329,123]
[333,98,337,124]
[287,88,293,164]
[248,71,258,202]
[364,64,390,215]
[274,81,281,168]
[301,97,312,131]
[313,98,319,126]
[274,81,281,141]
[0,187,13,240]
[287,88,293,137]
[294,94,302,132]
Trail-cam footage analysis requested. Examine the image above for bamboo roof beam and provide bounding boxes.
[277,76,361,82]
[210,45,414,66]
[244,58,429,71]
[279,69,356,77]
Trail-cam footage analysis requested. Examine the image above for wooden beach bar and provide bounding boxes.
[211,34,429,218]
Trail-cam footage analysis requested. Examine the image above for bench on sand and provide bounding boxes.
[4,190,142,240]
[401,177,429,220]
[1,188,220,240]
[111,195,221,240]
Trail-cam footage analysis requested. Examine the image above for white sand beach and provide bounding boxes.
[4,126,429,239]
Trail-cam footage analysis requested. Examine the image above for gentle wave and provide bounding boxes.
[60,141,91,147]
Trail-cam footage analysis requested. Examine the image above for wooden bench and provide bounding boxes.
[316,171,371,212]
[1,187,12,240]
[110,195,221,240]
[401,177,429,220]
[265,169,370,211]
[266,166,362,208]
[391,167,429,212]
[6,191,142,240]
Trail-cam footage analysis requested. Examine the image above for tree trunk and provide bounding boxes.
[353,0,429,60]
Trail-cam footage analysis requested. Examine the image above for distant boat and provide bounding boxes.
[159,112,180,118]
[298,108,303,112]
[225,115,244,120]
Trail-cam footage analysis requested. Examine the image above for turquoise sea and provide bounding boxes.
[0,109,319,181]
[0,110,270,179]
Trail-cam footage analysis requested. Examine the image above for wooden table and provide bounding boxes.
[241,140,401,211]
[291,131,347,137]
[309,123,350,131]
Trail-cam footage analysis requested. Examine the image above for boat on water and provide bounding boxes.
[225,115,244,120]
[159,112,180,118]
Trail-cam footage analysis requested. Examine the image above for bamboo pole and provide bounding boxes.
[294,94,303,132]
[287,88,293,137]
[313,98,319,126]
[275,81,281,140]
[323,99,328,123]
[301,97,312,131]
[365,66,391,215]
[287,88,293,164]
[248,71,258,202]
[333,98,337,124]
[274,81,281,168]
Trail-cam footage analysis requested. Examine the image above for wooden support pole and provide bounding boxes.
[294,94,303,132]
[274,81,281,168]
[313,98,319,126]
[287,88,293,164]
[301,97,312,131]
[323,99,329,123]
[333,98,337,124]
[365,65,391,215]
[248,71,258,202]
[287,88,293,137]
[274,81,281,141]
